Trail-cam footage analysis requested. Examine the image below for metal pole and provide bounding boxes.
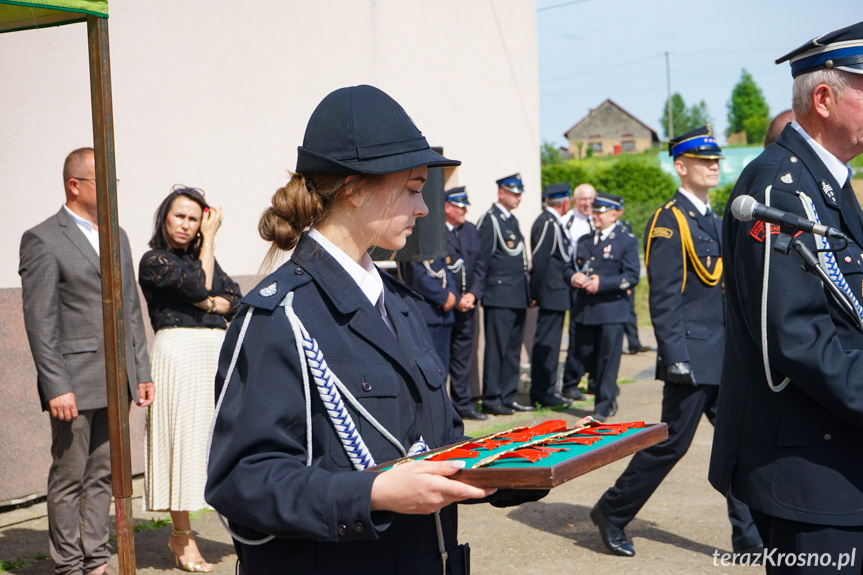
[665,51,673,139]
[86,15,137,575]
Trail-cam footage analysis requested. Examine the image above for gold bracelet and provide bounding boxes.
[206,296,215,313]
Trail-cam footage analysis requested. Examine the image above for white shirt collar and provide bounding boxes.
[445,221,455,232]
[567,208,590,223]
[494,202,512,219]
[677,187,710,216]
[793,120,852,187]
[63,204,100,255]
[307,227,383,307]
[597,221,617,242]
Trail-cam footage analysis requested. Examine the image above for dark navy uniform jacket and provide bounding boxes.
[530,208,572,312]
[476,205,529,309]
[402,259,456,328]
[570,224,639,325]
[644,191,724,384]
[709,125,863,526]
[205,235,466,574]
[446,221,485,300]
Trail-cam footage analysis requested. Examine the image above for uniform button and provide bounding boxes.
[362,381,372,392]
[686,330,691,336]
[354,522,365,533]
[295,268,305,275]
[824,434,832,441]
[590,257,595,261]
[790,156,798,163]
[497,280,502,284]
[337,523,347,536]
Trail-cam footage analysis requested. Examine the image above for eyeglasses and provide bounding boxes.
[172,184,205,197]
[71,176,120,187]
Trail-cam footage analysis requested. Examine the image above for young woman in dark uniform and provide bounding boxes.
[205,85,562,575]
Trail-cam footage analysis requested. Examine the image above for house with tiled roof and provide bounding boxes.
[564,99,660,159]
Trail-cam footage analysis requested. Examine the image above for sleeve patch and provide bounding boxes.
[749,221,803,243]
[650,227,674,239]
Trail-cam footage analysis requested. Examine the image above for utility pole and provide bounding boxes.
[665,51,673,139]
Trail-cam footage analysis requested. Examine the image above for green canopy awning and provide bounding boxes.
[0,0,106,33]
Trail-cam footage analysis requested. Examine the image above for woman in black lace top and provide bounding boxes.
[138,186,241,572]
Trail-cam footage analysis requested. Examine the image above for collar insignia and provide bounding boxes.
[780,172,794,184]
[821,181,837,203]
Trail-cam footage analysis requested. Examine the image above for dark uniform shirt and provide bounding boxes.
[571,224,640,325]
[476,204,529,309]
[643,191,723,383]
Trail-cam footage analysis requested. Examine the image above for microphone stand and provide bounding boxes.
[783,235,863,333]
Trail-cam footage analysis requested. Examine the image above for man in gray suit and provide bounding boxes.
[19,147,155,575]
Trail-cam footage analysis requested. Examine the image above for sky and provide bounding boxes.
[537,0,860,148]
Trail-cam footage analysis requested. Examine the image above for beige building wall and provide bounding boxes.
[0,0,541,288]
[566,101,656,159]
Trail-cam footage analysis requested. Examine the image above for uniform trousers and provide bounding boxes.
[749,510,863,574]
[482,306,526,408]
[48,408,112,575]
[529,308,565,400]
[572,322,623,417]
[596,383,761,551]
[623,289,643,351]
[448,309,477,415]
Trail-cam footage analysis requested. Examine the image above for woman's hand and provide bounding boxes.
[370,460,496,515]
[199,206,223,242]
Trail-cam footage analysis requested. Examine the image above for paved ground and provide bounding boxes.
[0,329,756,574]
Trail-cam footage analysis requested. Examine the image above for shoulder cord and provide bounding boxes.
[760,185,791,393]
[206,293,432,547]
[798,192,863,324]
[488,213,526,259]
[671,207,723,290]
[531,220,572,262]
[446,258,466,293]
[422,260,447,289]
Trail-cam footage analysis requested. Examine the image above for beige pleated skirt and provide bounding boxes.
[144,327,224,512]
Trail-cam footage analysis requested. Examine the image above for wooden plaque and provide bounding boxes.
[368,420,668,489]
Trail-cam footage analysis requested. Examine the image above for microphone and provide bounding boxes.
[731,195,847,240]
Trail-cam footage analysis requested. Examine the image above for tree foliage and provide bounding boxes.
[541,140,564,166]
[727,69,770,143]
[659,93,714,139]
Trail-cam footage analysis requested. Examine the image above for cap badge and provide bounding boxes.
[780,172,794,184]
[259,281,278,297]
[845,256,853,263]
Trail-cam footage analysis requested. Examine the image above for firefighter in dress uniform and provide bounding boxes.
[590,126,761,558]
[443,186,487,421]
[476,174,534,415]
[710,21,863,562]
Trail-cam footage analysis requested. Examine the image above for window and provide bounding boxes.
[589,142,603,153]
[621,141,636,152]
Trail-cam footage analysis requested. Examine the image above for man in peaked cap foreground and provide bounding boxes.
[528,183,578,408]
[477,174,533,415]
[590,127,761,557]
[710,21,863,563]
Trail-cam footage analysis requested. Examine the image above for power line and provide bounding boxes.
[537,0,592,12]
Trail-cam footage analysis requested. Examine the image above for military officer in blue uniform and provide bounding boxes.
[476,173,533,415]
[710,22,863,562]
[566,193,639,422]
[444,187,487,421]
[528,183,578,407]
[206,85,549,575]
[401,257,457,372]
[591,126,760,558]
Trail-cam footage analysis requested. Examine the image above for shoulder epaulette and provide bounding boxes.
[241,261,313,310]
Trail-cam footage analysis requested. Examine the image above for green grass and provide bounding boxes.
[0,552,47,572]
